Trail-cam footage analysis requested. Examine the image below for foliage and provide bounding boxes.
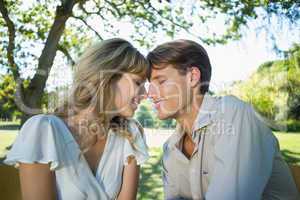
[225,44,300,130]
[0,74,48,120]
[134,100,176,129]
[0,0,299,123]
[135,104,155,128]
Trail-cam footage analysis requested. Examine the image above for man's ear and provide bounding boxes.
[188,66,201,88]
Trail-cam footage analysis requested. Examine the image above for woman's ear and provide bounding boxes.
[189,66,201,88]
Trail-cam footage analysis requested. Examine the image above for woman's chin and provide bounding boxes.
[118,108,135,118]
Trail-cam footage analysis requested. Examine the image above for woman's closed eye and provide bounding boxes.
[135,81,143,86]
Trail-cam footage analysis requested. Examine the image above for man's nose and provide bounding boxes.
[147,83,159,99]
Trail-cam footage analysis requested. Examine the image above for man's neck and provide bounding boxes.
[175,94,204,139]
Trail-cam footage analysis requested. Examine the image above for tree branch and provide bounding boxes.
[104,0,123,18]
[0,0,20,80]
[28,0,79,96]
[72,15,103,40]
[57,44,75,66]
[147,2,191,31]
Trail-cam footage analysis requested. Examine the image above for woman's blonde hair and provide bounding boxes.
[52,38,148,153]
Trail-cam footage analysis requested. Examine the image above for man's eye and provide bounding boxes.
[158,80,166,85]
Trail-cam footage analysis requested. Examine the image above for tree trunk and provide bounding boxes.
[17,1,77,126]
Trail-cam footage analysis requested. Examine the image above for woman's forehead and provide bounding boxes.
[121,72,144,80]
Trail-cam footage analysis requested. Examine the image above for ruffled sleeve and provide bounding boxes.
[4,114,61,171]
[123,119,149,166]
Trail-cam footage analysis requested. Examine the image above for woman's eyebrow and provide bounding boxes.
[133,77,144,82]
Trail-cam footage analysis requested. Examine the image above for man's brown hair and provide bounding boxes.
[147,39,212,94]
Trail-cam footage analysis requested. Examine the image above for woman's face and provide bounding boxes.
[114,73,146,118]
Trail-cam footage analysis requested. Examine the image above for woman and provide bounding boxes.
[4,38,150,200]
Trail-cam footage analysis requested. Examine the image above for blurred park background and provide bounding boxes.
[0,0,299,199]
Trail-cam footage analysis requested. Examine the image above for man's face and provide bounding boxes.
[148,64,191,120]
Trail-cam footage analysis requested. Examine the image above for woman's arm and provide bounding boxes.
[19,163,57,200]
[117,159,140,200]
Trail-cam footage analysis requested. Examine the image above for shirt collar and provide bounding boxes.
[192,93,218,132]
[169,93,218,148]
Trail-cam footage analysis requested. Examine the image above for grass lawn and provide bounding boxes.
[273,132,300,165]
[0,121,19,159]
[138,148,163,200]
[0,131,18,158]
[0,121,299,199]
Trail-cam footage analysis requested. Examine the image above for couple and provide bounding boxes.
[4,38,299,200]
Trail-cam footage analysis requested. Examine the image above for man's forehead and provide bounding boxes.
[150,64,174,81]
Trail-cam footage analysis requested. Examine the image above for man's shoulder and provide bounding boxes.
[216,95,251,119]
[219,95,247,109]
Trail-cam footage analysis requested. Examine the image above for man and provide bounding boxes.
[146,39,299,200]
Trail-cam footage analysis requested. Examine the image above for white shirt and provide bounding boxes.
[4,114,149,200]
[162,94,299,200]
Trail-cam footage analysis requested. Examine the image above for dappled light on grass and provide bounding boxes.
[138,148,163,200]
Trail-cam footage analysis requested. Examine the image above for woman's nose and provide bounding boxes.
[136,85,147,101]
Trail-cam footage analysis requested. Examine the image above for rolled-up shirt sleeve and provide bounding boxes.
[205,103,277,200]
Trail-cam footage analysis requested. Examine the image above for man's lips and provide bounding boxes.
[154,101,160,109]
[153,98,166,109]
